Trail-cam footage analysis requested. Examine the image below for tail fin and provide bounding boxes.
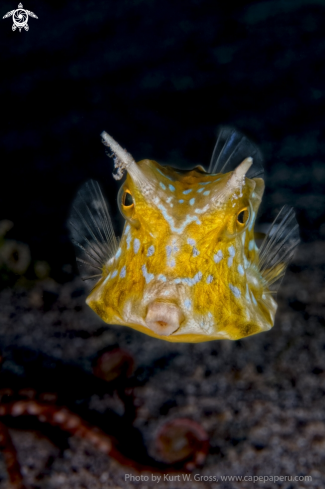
[258,206,300,292]
[68,180,118,281]
[208,126,264,179]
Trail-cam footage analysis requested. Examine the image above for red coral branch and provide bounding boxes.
[0,420,26,489]
[0,400,188,474]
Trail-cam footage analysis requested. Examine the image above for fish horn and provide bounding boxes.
[101,131,136,180]
[227,157,253,190]
[101,131,153,194]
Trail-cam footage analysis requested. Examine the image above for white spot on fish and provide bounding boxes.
[187,238,196,246]
[156,202,202,233]
[166,245,172,258]
[249,240,255,251]
[172,239,179,251]
[214,250,223,263]
[197,187,204,193]
[229,284,241,298]
[159,182,166,190]
[183,189,192,194]
[168,258,176,267]
[195,204,210,214]
[192,246,200,257]
[184,298,192,309]
[133,238,140,254]
[179,199,184,203]
[246,284,251,303]
[115,248,122,259]
[228,246,235,267]
[248,210,255,231]
[126,234,132,250]
[203,190,210,196]
[206,274,213,284]
[183,271,202,286]
[103,272,111,284]
[147,245,155,257]
[120,266,126,278]
[243,254,250,268]
[189,198,195,205]
[111,270,118,278]
[237,264,244,275]
[241,231,246,246]
[125,224,130,235]
[158,274,167,282]
[169,184,175,192]
[141,264,154,283]
[174,271,202,287]
[251,292,257,305]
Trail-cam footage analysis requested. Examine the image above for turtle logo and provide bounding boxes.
[3,3,38,32]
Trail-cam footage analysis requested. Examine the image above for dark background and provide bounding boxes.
[1,0,325,279]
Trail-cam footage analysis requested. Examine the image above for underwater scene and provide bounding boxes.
[0,1,325,488]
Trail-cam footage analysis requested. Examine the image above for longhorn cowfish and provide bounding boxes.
[69,127,299,343]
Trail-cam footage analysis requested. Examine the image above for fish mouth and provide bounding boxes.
[145,301,184,336]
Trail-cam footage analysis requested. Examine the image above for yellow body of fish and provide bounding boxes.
[70,128,299,343]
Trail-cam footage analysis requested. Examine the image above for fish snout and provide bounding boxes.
[145,301,184,336]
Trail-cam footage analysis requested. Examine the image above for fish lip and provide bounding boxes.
[145,301,184,336]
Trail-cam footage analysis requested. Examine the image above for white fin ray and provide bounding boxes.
[69,180,118,281]
[208,126,264,179]
[258,205,300,291]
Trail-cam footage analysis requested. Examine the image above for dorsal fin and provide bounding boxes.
[68,180,118,281]
[208,126,264,179]
[258,206,300,292]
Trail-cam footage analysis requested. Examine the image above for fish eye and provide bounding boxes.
[237,208,249,225]
[117,186,140,228]
[122,190,134,208]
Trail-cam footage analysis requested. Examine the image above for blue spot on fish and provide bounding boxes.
[189,198,195,205]
[159,182,166,190]
[183,189,192,195]
[133,238,140,254]
[229,284,241,298]
[214,250,223,263]
[169,184,175,192]
[237,264,244,275]
[141,264,154,283]
[157,168,174,181]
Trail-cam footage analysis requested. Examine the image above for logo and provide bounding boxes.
[3,3,38,32]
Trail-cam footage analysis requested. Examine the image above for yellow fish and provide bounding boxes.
[69,128,299,343]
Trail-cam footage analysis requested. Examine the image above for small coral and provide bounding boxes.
[0,220,13,239]
[0,240,31,275]
[154,418,209,469]
[93,348,135,382]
